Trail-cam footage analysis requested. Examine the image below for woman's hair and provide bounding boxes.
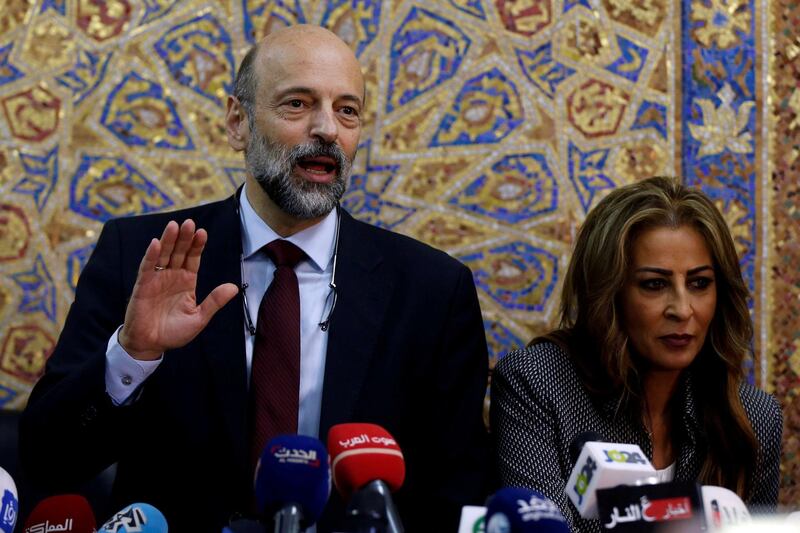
[547,176,758,499]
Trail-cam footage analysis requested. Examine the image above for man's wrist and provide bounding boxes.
[118,327,162,361]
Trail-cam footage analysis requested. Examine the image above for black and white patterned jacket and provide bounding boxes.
[490,341,783,533]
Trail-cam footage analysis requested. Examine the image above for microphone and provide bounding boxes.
[701,485,750,531]
[565,434,656,519]
[0,467,18,533]
[23,495,96,533]
[327,423,405,533]
[596,480,705,531]
[254,434,330,532]
[485,487,569,532]
[223,519,266,533]
[457,506,486,533]
[98,503,168,532]
[569,431,603,464]
[341,486,388,533]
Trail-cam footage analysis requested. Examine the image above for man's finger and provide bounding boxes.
[184,228,208,273]
[197,283,239,326]
[138,238,162,276]
[157,221,180,268]
[168,219,197,269]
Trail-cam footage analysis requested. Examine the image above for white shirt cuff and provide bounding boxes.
[105,326,162,406]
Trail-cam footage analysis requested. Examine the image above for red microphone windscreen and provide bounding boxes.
[327,423,405,497]
[24,494,96,533]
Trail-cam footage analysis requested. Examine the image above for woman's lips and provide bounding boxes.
[659,334,694,348]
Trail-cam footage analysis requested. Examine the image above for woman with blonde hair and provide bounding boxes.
[491,176,782,532]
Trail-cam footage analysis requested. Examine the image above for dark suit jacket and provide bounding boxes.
[20,193,491,531]
[491,341,783,533]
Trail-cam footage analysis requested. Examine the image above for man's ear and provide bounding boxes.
[225,95,249,152]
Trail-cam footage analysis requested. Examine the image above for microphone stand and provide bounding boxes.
[365,480,404,533]
[273,504,302,533]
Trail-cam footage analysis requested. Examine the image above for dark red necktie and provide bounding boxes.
[249,239,305,468]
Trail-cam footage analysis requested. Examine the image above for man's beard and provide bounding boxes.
[245,128,351,220]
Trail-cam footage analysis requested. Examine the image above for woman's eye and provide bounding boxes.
[640,279,666,290]
[689,277,713,290]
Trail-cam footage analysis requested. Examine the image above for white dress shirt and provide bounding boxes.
[104,183,336,438]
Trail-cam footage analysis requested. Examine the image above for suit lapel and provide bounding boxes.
[319,211,394,438]
[193,193,249,476]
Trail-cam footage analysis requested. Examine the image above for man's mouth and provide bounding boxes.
[296,156,338,177]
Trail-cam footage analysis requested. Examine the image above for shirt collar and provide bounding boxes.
[239,183,337,271]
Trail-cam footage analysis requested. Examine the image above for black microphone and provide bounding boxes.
[341,488,388,533]
[569,431,603,464]
[223,519,267,533]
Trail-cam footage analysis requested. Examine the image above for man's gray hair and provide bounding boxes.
[233,45,259,127]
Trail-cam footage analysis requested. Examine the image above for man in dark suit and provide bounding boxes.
[20,25,490,531]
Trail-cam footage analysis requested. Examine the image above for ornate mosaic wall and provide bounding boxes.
[0,0,796,503]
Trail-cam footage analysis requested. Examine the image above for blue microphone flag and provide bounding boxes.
[98,503,168,532]
[254,434,331,526]
[486,487,569,533]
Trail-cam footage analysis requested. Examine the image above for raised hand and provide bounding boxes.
[118,219,239,360]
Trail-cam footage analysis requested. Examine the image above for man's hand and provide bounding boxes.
[118,219,239,360]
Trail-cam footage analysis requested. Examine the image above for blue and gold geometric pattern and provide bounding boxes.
[484,319,525,365]
[516,43,575,99]
[70,155,173,222]
[75,0,133,42]
[40,0,66,16]
[342,141,415,230]
[243,0,307,43]
[0,204,30,262]
[567,142,614,213]
[1,0,797,502]
[495,0,552,36]
[14,147,59,213]
[0,384,17,408]
[155,13,235,107]
[0,324,55,384]
[386,6,470,113]
[632,100,668,139]
[56,49,113,105]
[101,71,195,150]
[449,153,557,223]
[0,43,24,87]
[320,1,382,57]
[449,0,485,19]
[432,67,523,146]
[10,254,57,323]
[141,0,182,25]
[67,244,95,292]
[461,241,558,313]
[605,36,649,83]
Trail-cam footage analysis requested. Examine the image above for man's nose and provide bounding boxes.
[309,107,338,144]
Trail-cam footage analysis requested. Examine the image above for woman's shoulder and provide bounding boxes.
[495,340,571,373]
[738,382,783,433]
[494,340,582,392]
